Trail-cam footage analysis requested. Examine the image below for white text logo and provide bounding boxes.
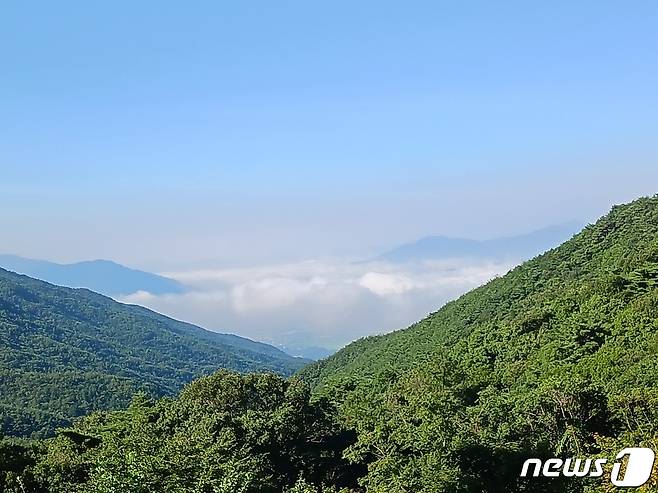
[520,448,655,487]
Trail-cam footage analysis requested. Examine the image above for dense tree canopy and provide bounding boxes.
[3,195,658,492]
[0,270,306,437]
[0,371,361,493]
[298,195,658,492]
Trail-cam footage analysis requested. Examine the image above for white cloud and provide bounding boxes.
[358,272,415,296]
[119,258,515,350]
[231,276,328,312]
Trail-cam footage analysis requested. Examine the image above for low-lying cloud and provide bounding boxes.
[119,258,516,350]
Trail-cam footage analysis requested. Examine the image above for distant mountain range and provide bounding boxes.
[0,267,308,437]
[377,221,584,262]
[275,344,334,361]
[0,255,185,297]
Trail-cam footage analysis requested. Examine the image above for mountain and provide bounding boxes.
[0,268,308,437]
[0,255,185,296]
[298,196,658,491]
[276,344,334,361]
[4,196,658,492]
[377,221,583,262]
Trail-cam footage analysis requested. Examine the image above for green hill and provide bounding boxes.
[0,268,307,437]
[301,195,658,386]
[4,196,658,492]
[296,195,658,491]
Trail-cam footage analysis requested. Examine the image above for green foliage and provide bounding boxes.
[0,269,307,438]
[5,195,658,491]
[0,371,361,493]
[298,195,658,492]
[0,437,46,492]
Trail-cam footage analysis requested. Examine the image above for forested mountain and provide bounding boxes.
[0,255,185,296]
[297,195,658,491]
[378,221,582,262]
[0,371,364,493]
[0,269,307,437]
[2,195,658,492]
[301,198,656,386]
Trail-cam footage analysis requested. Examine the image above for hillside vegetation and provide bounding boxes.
[0,269,306,437]
[0,371,363,493]
[2,195,658,492]
[298,195,658,491]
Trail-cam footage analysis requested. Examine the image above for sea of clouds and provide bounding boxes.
[120,258,516,351]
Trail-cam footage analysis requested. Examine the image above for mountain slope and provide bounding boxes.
[4,197,658,492]
[302,203,654,385]
[0,255,185,296]
[299,196,658,491]
[0,268,307,437]
[377,221,583,262]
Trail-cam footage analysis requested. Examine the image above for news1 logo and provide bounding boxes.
[520,448,656,487]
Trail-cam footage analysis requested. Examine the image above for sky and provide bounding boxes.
[2,1,658,348]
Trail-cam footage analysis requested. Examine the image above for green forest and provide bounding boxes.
[0,271,306,438]
[2,195,658,492]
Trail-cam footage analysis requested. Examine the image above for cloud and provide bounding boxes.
[358,272,415,296]
[119,258,515,350]
[231,276,328,312]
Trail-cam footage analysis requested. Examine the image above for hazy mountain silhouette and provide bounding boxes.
[275,344,333,361]
[378,221,584,262]
[0,255,185,296]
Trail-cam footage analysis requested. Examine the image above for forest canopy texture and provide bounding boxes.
[3,195,658,492]
[0,270,306,438]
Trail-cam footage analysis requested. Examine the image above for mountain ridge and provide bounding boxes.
[3,196,658,491]
[377,220,584,262]
[296,195,658,490]
[0,267,307,437]
[0,254,186,296]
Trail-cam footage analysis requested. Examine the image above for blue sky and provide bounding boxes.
[2,0,658,268]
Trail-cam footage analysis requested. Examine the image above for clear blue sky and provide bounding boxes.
[2,0,658,268]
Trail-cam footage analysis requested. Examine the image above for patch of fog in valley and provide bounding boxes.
[120,258,516,351]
